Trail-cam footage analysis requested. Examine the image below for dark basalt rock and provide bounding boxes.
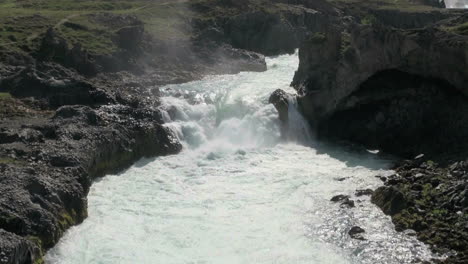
[269,89,295,139]
[371,186,408,216]
[269,89,290,123]
[38,28,97,76]
[331,194,350,202]
[0,230,40,264]
[348,226,366,240]
[0,63,114,108]
[191,0,333,56]
[0,101,183,263]
[115,21,144,51]
[292,10,468,158]
[356,189,373,197]
[331,194,355,208]
[341,199,355,208]
[372,157,468,262]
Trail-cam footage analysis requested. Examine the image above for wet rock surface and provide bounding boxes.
[331,194,355,208]
[348,226,366,240]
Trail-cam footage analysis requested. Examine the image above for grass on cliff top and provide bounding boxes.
[0,0,196,54]
[0,0,297,55]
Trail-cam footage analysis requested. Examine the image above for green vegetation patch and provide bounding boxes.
[308,32,327,44]
[58,17,118,55]
[361,14,378,25]
[0,0,196,54]
[0,92,11,99]
[445,22,468,36]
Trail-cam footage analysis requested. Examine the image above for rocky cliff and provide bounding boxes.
[291,8,468,157]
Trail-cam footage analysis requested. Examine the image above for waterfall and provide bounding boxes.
[286,96,314,145]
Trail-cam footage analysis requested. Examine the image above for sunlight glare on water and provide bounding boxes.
[45,52,437,264]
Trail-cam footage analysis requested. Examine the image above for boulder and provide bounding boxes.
[269,89,290,123]
[371,186,408,215]
[348,226,366,240]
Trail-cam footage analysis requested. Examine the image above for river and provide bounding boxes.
[45,53,436,264]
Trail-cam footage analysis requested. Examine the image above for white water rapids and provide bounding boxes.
[46,53,437,263]
[445,0,468,8]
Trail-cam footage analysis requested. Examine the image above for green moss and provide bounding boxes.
[34,257,44,264]
[340,32,351,56]
[431,208,448,217]
[361,14,377,26]
[0,157,26,165]
[308,32,326,44]
[445,22,468,36]
[58,210,77,229]
[0,92,11,99]
[421,183,433,198]
[91,150,136,177]
[27,235,44,263]
[426,160,436,167]
[393,209,423,231]
[59,24,118,55]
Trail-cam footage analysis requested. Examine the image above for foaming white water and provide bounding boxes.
[445,0,468,8]
[46,53,437,264]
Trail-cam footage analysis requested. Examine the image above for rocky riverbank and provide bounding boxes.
[1,0,467,263]
[372,156,468,263]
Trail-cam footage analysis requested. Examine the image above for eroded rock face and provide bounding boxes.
[0,230,39,264]
[1,63,113,108]
[192,0,334,56]
[292,14,468,157]
[39,28,97,76]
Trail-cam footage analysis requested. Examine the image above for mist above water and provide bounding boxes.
[45,53,438,264]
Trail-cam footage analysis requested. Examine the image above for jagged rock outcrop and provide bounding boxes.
[1,63,113,108]
[191,0,335,56]
[38,28,97,76]
[292,13,468,156]
[0,101,182,263]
